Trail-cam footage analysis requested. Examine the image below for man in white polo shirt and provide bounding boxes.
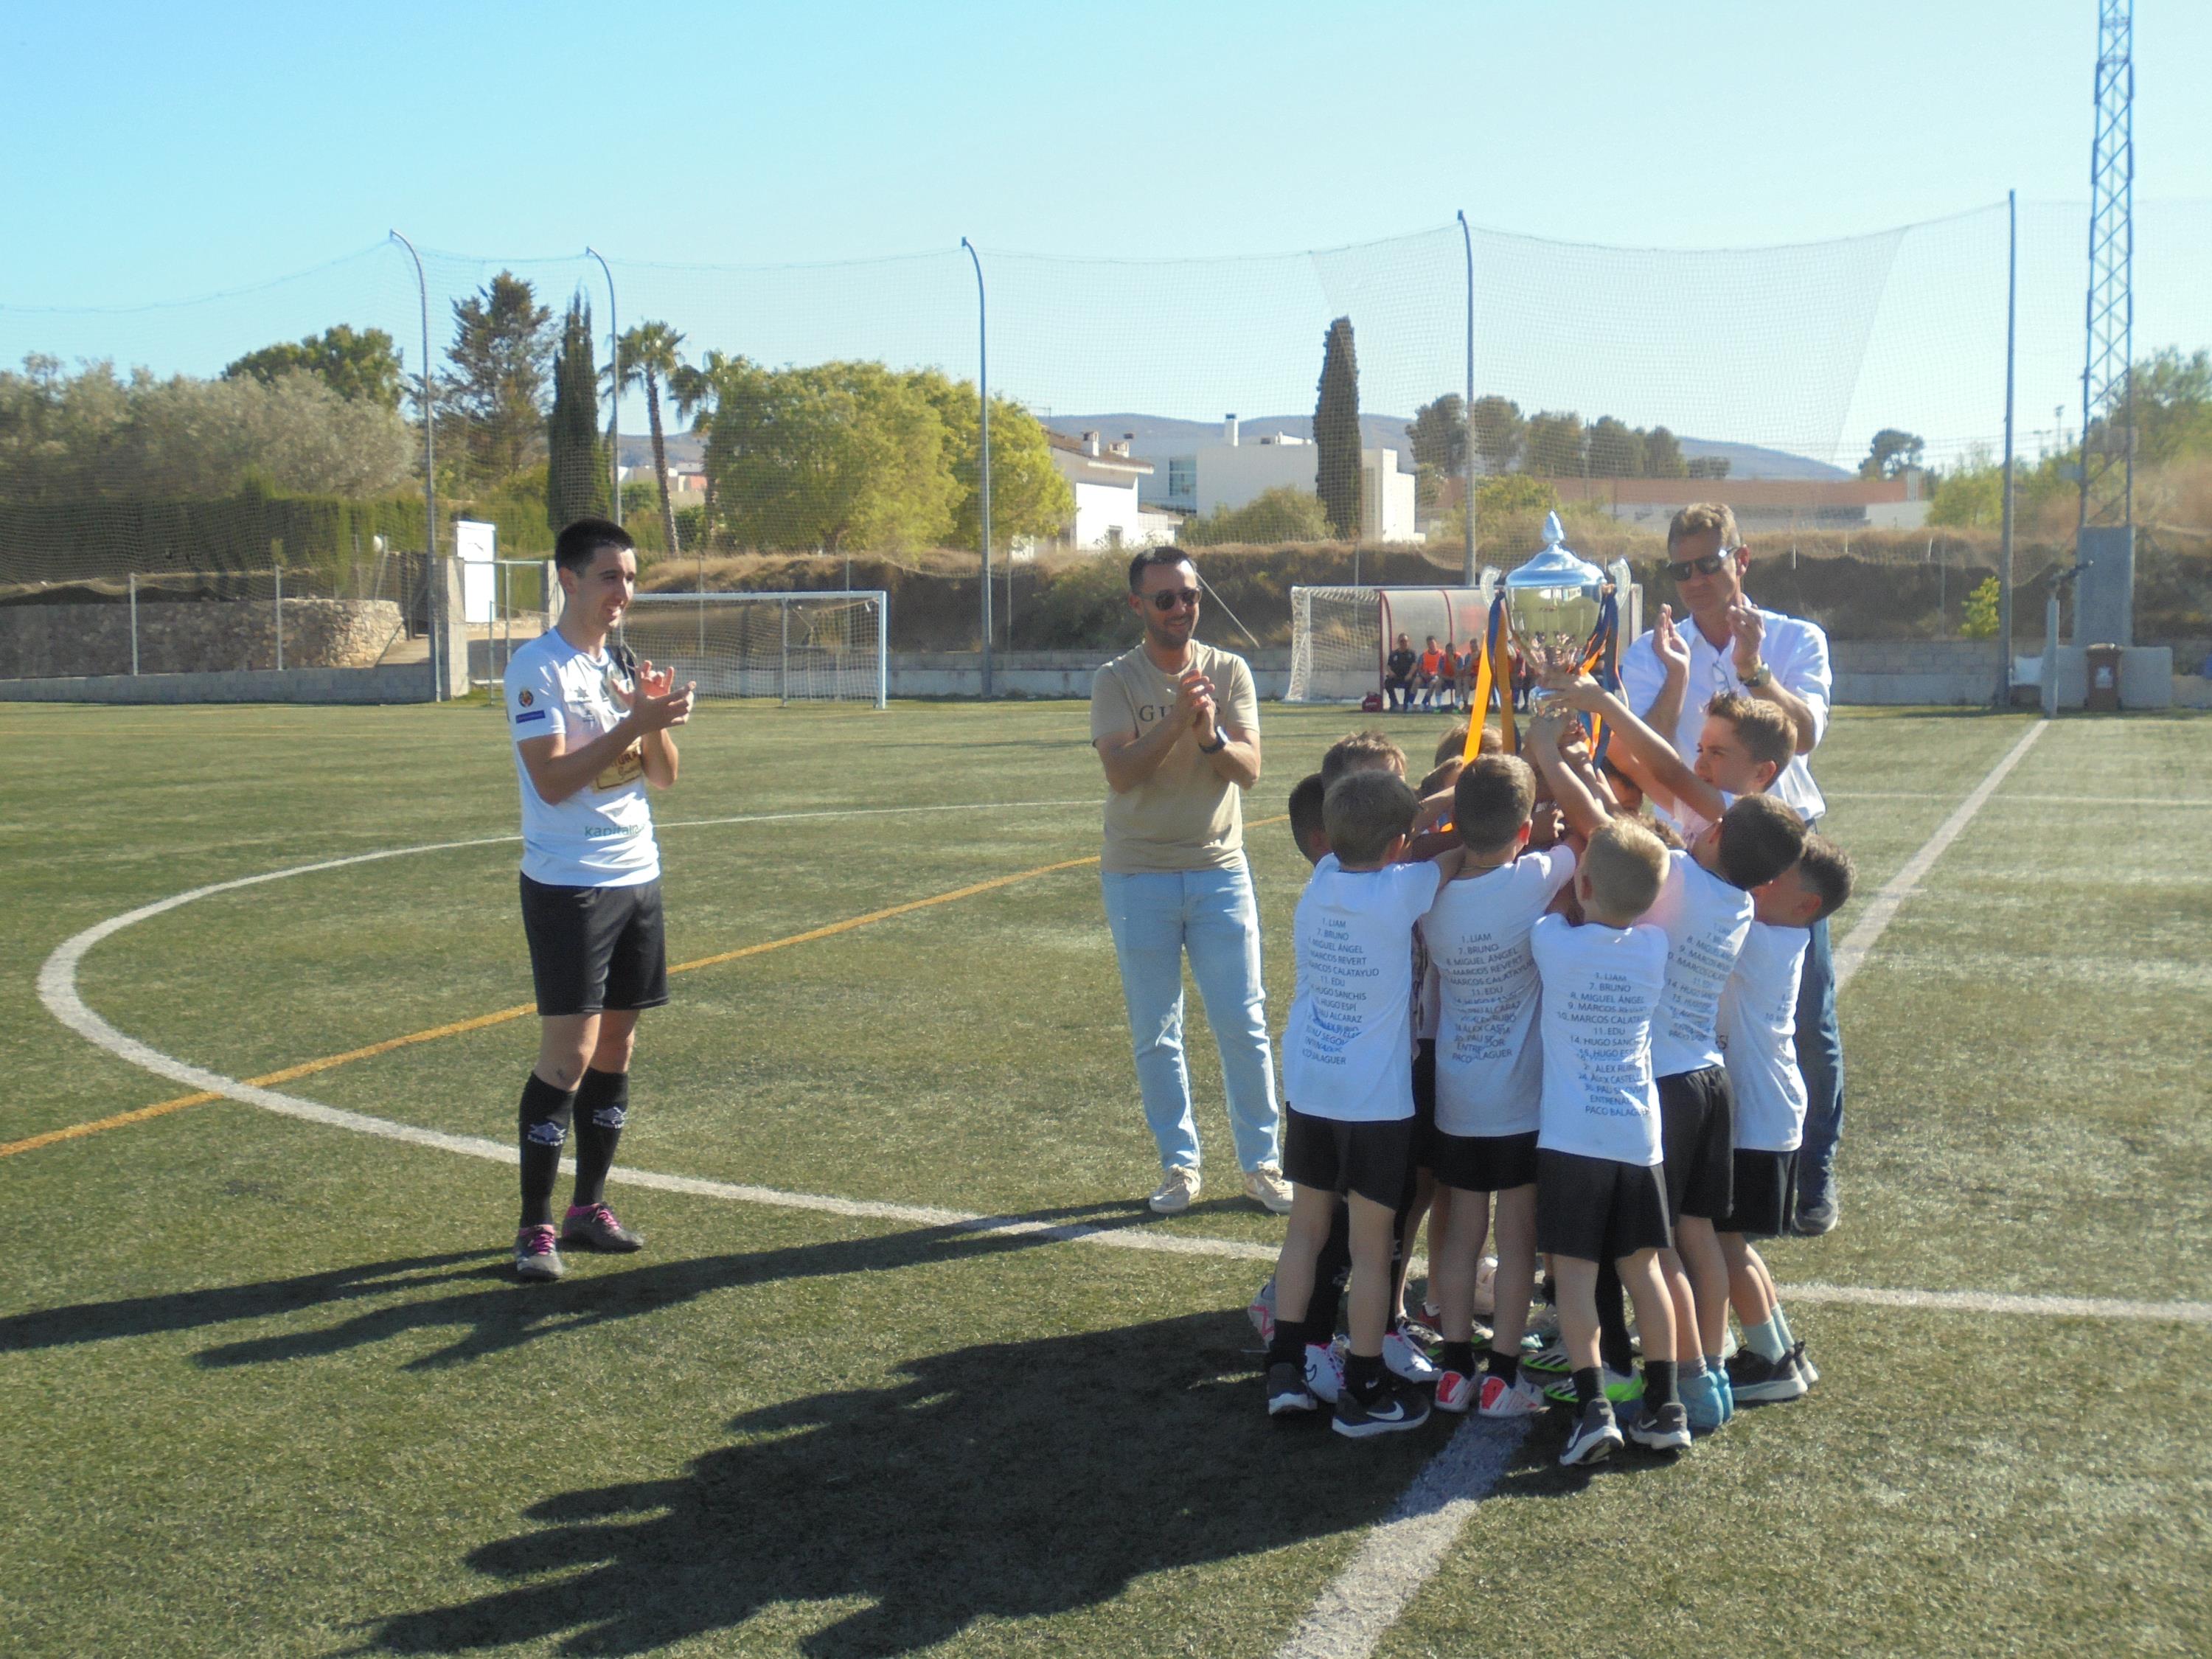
[1617,503,1845,1236]
[501,516,695,1281]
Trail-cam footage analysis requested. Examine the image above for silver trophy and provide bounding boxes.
[1500,512,1608,713]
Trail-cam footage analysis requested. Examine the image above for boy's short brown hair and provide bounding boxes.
[1667,501,1741,553]
[1716,793,1807,890]
[1433,723,1504,764]
[1323,770,1419,865]
[1453,755,1537,854]
[1321,728,1407,785]
[1705,691,1795,774]
[1583,818,1668,919]
[1793,833,1856,922]
[1287,772,1329,864]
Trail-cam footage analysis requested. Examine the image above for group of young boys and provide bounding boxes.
[1255,667,1854,1465]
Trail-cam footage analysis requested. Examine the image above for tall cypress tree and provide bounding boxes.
[546,296,607,537]
[1315,316,1363,539]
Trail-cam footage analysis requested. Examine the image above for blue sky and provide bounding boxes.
[3,1,2206,467]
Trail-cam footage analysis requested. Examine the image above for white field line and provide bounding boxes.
[1826,789,2202,809]
[1265,718,2056,1659]
[1829,722,2045,994]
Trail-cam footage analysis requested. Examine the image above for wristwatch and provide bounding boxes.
[1743,661,1773,689]
[1197,731,1228,754]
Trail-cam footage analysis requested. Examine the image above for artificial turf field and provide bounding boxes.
[3,695,2208,1659]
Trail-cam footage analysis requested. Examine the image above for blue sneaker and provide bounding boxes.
[1680,1368,1727,1435]
[1717,1364,1737,1423]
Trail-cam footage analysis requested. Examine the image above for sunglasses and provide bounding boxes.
[1148,588,1202,611]
[1666,550,1736,582]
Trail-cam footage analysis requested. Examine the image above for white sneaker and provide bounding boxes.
[1246,1274,1276,1343]
[1147,1166,1200,1214]
[1383,1322,1440,1384]
[1477,1373,1549,1418]
[1304,1340,1346,1405]
[1242,1164,1293,1214]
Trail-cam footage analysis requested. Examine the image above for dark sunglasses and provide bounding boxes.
[1665,549,1736,582]
[1148,588,1202,611]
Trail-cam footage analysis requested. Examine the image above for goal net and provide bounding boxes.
[1285,572,1641,703]
[616,591,888,706]
[1287,582,1497,703]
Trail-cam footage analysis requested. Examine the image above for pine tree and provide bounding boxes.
[1314,316,1363,540]
[546,296,606,538]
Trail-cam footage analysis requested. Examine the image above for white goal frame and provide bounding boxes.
[619,590,890,708]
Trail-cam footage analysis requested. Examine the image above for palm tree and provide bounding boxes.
[617,321,686,555]
[669,348,740,551]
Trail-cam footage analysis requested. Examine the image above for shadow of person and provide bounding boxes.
[365,1310,1439,1657]
[0,1203,1158,1375]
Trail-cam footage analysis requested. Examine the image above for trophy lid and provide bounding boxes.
[1503,511,1604,589]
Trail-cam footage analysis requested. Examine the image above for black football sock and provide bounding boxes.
[517,1072,577,1229]
[1594,1260,1635,1374]
[570,1067,630,1208]
[1571,1366,1603,1411]
[1347,1351,1387,1402]
[1309,1208,1352,1337]
[1266,1318,1307,1371]
[1643,1359,1678,1411]
[1441,1340,1478,1377]
[1484,1349,1520,1388]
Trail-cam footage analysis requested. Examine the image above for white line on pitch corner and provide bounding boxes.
[1266,717,2054,1659]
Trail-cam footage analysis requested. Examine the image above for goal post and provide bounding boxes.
[618,591,889,708]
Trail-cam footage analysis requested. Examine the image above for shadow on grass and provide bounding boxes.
[360,1309,1439,1658]
[0,1203,1183,1373]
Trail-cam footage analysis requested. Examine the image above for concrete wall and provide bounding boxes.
[1,663,436,704]
[0,597,403,679]
[889,650,1293,700]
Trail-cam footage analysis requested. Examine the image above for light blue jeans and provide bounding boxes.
[1101,860,1281,1175]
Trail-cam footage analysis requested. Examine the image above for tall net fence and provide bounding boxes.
[3,201,2208,676]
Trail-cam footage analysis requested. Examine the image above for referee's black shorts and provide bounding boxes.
[520,872,669,1017]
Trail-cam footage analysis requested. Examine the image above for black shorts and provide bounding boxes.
[1536,1149,1672,1262]
[520,872,670,1018]
[1283,1105,1415,1209]
[1430,1130,1540,1195]
[1717,1149,1797,1239]
[1409,1038,1438,1171]
[1657,1065,1736,1222]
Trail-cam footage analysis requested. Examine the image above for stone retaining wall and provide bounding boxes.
[0,663,434,705]
[0,598,403,679]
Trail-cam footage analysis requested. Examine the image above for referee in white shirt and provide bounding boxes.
[1617,504,1845,1236]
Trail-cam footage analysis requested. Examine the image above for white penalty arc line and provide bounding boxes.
[1268,719,2058,1659]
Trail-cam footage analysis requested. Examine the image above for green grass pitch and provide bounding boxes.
[1,697,2208,1658]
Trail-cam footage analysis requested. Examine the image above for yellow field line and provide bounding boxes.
[11,813,1290,1163]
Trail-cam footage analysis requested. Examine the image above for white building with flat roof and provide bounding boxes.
[1193,417,1420,541]
[1045,430,1177,550]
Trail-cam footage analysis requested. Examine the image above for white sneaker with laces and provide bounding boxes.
[1147,1166,1200,1214]
[1242,1164,1293,1214]
[1304,1341,1346,1405]
[1478,1373,1549,1418]
[1383,1322,1440,1384]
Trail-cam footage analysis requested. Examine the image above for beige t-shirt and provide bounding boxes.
[1091,639,1259,874]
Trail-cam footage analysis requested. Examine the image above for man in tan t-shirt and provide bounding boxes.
[1093,547,1289,1216]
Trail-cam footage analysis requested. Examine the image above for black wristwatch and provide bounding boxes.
[1197,731,1228,754]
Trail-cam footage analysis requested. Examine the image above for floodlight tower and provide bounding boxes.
[2079,0,2133,532]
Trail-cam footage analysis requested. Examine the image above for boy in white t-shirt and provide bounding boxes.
[1423,754,1579,1419]
[1719,835,1855,1402]
[1528,817,1689,1463]
[1264,770,1464,1438]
